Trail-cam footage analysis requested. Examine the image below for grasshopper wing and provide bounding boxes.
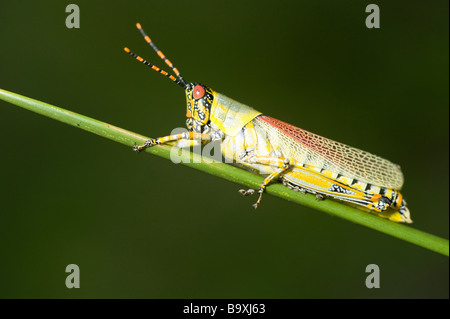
[255,115,404,189]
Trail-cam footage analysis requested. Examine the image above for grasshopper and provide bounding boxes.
[124,23,412,223]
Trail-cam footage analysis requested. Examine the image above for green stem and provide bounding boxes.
[1,88,448,257]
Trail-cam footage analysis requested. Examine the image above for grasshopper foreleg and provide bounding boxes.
[133,132,212,152]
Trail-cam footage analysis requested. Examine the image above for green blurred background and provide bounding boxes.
[0,0,448,298]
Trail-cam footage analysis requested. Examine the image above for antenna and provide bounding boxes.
[136,23,186,87]
[123,47,186,88]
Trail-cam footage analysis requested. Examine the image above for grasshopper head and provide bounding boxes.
[185,83,215,133]
[123,26,216,133]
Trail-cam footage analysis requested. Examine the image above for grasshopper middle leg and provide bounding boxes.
[239,155,291,209]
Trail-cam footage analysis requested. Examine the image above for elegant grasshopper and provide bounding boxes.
[124,23,412,223]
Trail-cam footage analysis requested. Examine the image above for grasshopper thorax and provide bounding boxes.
[185,82,215,133]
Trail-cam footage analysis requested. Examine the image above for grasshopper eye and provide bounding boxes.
[193,85,205,99]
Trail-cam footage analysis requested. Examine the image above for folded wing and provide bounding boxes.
[256,115,404,190]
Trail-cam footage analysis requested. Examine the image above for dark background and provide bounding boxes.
[0,1,448,298]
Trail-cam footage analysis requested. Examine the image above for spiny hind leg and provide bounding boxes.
[133,131,211,152]
[238,155,291,209]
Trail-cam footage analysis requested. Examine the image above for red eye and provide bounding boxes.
[193,85,205,99]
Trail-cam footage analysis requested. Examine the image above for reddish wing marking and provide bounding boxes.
[256,115,404,189]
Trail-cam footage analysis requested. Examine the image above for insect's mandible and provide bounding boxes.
[124,23,412,223]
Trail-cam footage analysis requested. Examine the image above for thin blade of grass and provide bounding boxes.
[1,88,448,257]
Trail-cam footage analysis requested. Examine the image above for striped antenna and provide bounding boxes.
[135,22,187,87]
[124,47,186,88]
